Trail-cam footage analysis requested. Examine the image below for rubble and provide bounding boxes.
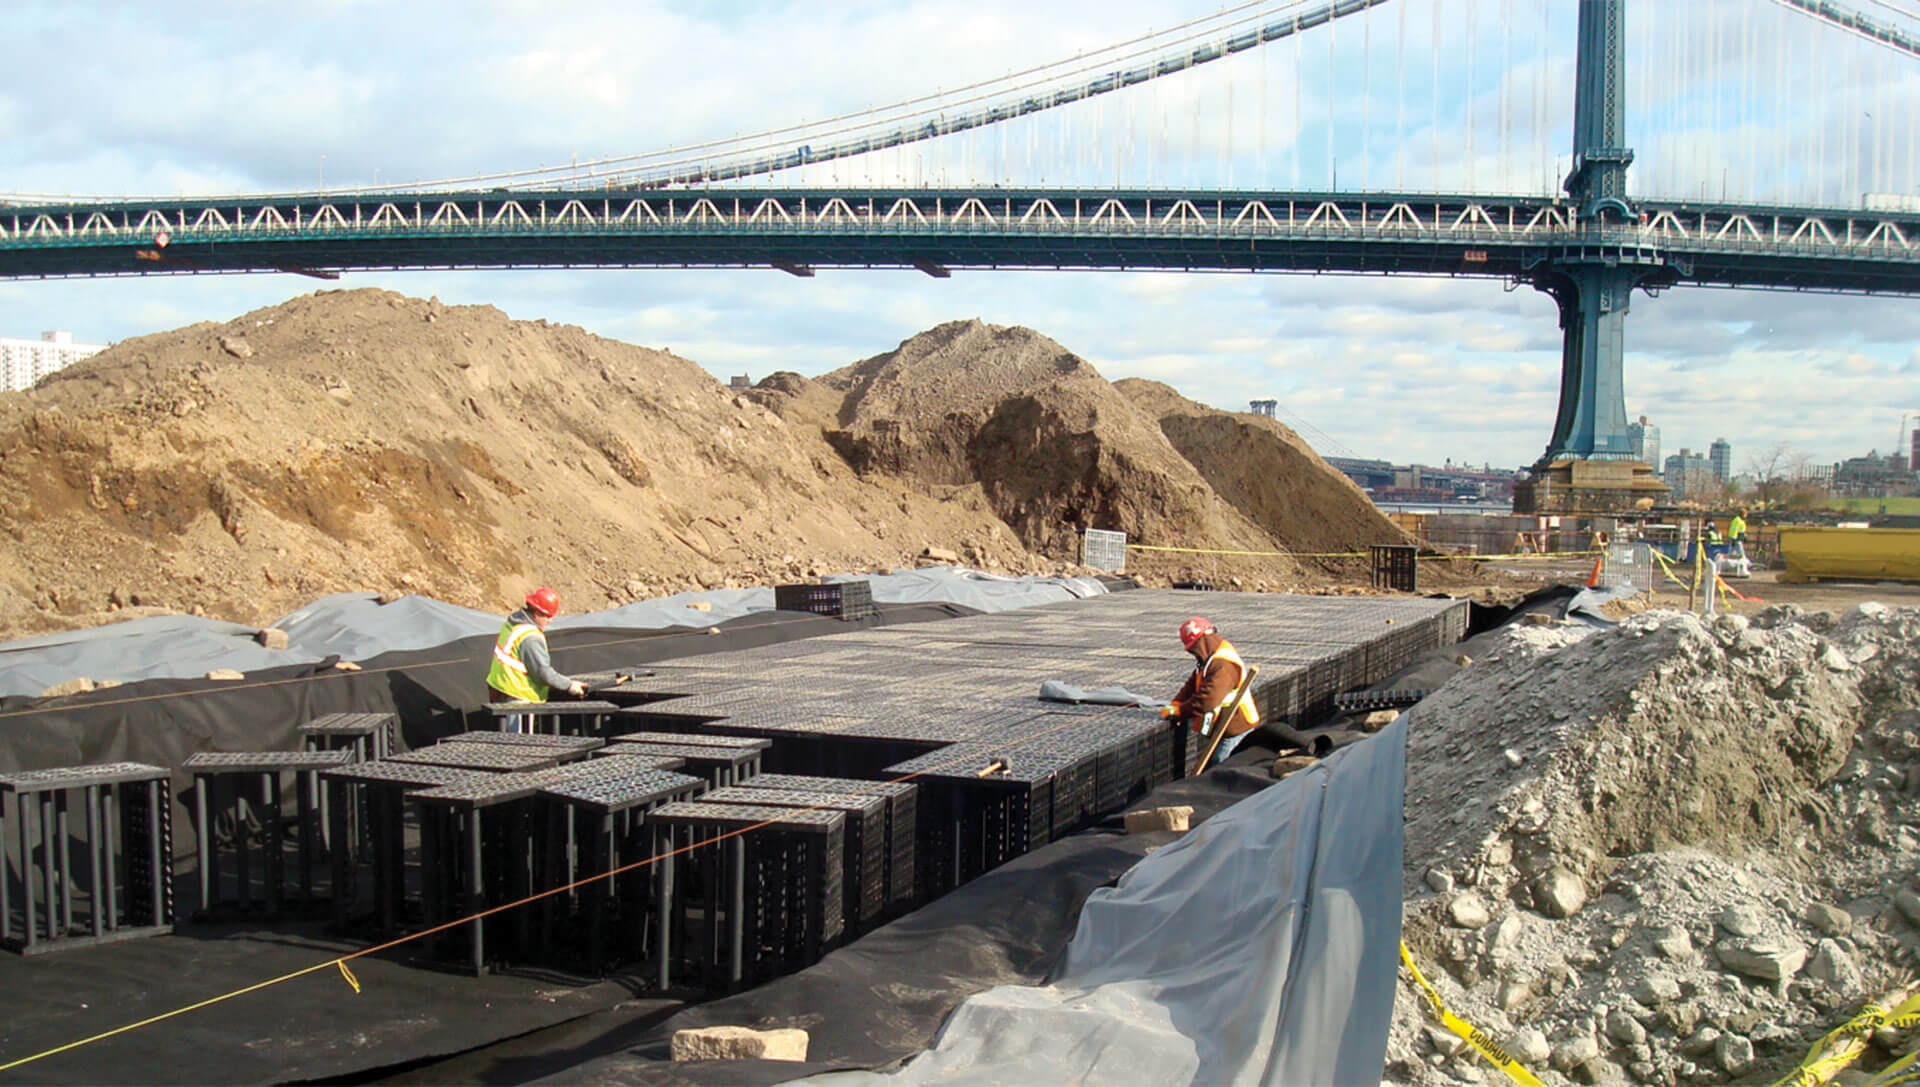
[1387,605,1920,1086]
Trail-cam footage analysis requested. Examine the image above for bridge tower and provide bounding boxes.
[1525,0,1675,475]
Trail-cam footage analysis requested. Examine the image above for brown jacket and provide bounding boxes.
[1170,633,1260,737]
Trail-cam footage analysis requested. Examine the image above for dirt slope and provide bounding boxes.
[785,319,1299,564]
[0,299,1425,642]
[0,291,1038,639]
[1116,378,1414,566]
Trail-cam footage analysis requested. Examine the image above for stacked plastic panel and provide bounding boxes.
[593,590,1466,909]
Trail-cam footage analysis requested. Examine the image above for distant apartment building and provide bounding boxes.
[1627,415,1660,469]
[1709,438,1732,482]
[1662,448,1714,498]
[1,331,106,392]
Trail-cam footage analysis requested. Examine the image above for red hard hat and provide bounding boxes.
[525,586,560,618]
[1179,616,1215,650]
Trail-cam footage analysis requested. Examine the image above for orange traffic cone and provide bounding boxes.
[1585,553,1604,588]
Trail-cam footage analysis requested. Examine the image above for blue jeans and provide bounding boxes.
[1207,729,1248,768]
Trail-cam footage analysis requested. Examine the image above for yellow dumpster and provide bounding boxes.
[1776,526,1920,583]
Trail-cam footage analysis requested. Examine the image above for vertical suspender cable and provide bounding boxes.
[1294,14,1304,190]
[1465,2,1476,193]
[1499,0,1510,192]
[1432,0,1442,191]
[1395,0,1406,190]
[1328,4,1337,187]
[1362,4,1372,190]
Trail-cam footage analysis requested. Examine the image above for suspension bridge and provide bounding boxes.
[2,0,1917,470]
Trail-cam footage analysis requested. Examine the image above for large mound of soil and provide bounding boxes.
[0,291,1037,639]
[1116,378,1412,567]
[808,319,1286,559]
[0,298,1417,642]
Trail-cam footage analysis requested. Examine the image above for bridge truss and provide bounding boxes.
[3,189,1917,295]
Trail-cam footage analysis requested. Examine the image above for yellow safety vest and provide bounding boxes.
[486,620,547,702]
[1196,639,1261,733]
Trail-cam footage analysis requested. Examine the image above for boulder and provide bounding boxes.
[1537,867,1587,919]
[1650,925,1694,960]
[1895,889,1920,928]
[1605,1009,1647,1045]
[1510,1027,1551,1064]
[1447,893,1492,929]
[1359,710,1399,732]
[1424,1024,1466,1058]
[1632,974,1681,1007]
[1805,901,1853,938]
[1123,806,1193,834]
[1714,1033,1755,1076]
[255,627,289,650]
[1715,937,1808,984]
[1717,902,1766,937]
[1550,1033,1601,1071]
[1807,938,1861,992]
[670,1026,809,1062]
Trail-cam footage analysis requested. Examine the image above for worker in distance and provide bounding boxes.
[1162,616,1261,769]
[486,586,586,733]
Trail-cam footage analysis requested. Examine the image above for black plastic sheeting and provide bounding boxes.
[0,918,674,1086]
[368,764,1279,1086]
[0,604,973,846]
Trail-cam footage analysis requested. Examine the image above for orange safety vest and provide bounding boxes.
[1193,638,1261,736]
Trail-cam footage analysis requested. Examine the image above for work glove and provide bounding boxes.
[1160,701,1182,720]
[567,681,586,697]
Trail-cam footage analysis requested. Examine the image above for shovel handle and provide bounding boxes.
[1191,664,1259,777]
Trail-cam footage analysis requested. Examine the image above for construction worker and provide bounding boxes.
[1162,617,1261,770]
[486,587,585,733]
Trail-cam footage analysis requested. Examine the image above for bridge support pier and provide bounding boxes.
[1527,248,1676,464]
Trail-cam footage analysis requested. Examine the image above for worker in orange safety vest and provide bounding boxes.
[1162,616,1261,770]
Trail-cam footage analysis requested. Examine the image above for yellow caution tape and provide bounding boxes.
[1767,989,1920,1087]
[336,960,361,995]
[1865,1051,1920,1087]
[1400,941,1545,1087]
[1649,550,1697,591]
[1126,544,1600,561]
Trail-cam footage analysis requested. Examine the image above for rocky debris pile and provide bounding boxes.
[1387,606,1920,1086]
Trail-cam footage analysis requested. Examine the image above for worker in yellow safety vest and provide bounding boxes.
[1162,616,1261,769]
[486,587,585,733]
[1728,509,1749,559]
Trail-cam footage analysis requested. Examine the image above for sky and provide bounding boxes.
[3,0,1919,472]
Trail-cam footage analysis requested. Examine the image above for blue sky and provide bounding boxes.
[3,0,1918,471]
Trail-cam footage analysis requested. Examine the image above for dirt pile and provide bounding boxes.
[1388,606,1920,1085]
[752,320,1401,584]
[1116,378,1412,567]
[0,297,1418,642]
[0,290,1042,640]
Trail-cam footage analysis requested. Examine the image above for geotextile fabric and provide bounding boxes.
[798,715,1408,1087]
[0,568,1107,700]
